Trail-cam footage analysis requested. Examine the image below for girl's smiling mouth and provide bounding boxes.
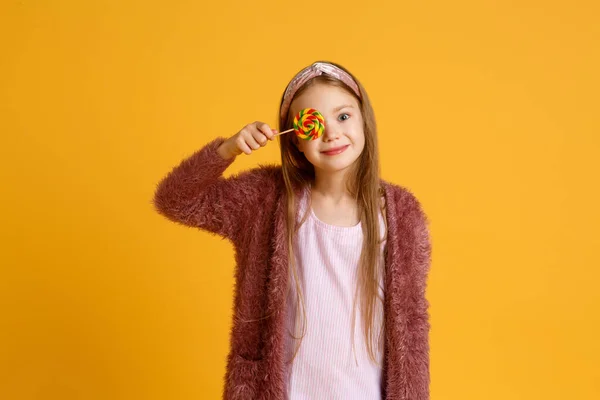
[321,144,349,155]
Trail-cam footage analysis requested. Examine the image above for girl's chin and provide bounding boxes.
[314,160,358,174]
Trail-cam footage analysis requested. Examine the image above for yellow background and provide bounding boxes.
[1,0,599,398]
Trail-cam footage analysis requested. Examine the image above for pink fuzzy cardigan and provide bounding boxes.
[153,137,432,399]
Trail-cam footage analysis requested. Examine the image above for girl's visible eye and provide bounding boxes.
[338,113,350,122]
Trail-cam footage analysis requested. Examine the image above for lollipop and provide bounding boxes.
[275,108,325,140]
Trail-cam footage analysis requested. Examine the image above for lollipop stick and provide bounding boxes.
[274,128,294,137]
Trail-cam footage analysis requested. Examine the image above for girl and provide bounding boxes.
[153,61,431,399]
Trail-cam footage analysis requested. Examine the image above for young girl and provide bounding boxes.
[153,61,431,400]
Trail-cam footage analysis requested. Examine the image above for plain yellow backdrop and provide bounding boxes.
[1,0,599,399]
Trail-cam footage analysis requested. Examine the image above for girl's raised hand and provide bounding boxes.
[218,121,278,159]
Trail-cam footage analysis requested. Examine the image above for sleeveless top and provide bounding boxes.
[283,186,387,399]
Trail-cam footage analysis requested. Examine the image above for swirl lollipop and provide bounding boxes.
[275,108,325,140]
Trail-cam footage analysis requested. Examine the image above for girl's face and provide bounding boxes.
[289,83,365,176]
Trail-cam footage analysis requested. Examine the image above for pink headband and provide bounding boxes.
[280,62,362,120]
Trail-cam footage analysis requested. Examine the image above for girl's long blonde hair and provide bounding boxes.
[278,61,388,365]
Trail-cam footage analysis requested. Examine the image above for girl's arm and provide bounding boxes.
[152,136,268,242]
[390,188,432,399]
[414,200,432,398]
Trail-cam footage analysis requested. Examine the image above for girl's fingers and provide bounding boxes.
[252,124,270,147]
[239,140,253,155]
[238,125,259,150]
[232,121,275,156]
[246,131,262,150]
[256,122,274,141]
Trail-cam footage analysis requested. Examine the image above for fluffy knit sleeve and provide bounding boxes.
[152,136,266,242]
[386,186,433,400]
[405,191,432,399]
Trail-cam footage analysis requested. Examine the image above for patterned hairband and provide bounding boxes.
[280,62,362,120]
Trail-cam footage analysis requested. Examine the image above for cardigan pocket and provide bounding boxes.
[224,354,265,399]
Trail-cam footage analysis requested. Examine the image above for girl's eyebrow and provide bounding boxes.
[332,104,354,112]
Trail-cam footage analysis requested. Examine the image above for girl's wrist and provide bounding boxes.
[217,140,236,160]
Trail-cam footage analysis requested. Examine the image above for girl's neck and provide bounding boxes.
[311,169,354,203]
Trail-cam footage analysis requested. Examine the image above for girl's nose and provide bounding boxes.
[322,121,340,142]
